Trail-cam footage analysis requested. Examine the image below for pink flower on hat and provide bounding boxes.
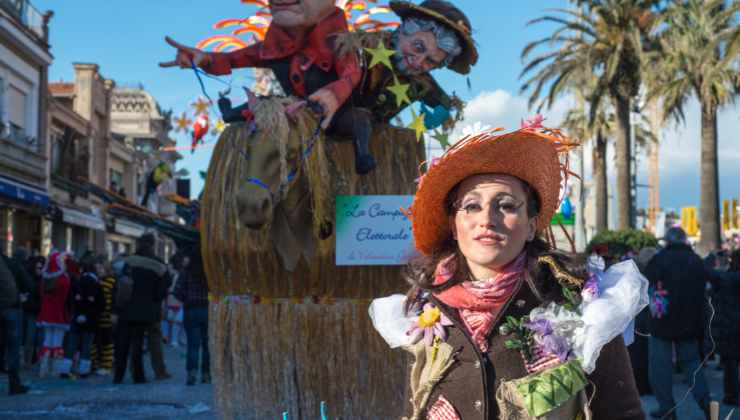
[521,114,545,130]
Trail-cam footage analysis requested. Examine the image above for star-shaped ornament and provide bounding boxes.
[173,112,192,133]
[364,39,395,70]
[408,108,426,142]
[191,97,211,115]
[386,77,411,108]
[431,128,450,150]
[211,118,226,135]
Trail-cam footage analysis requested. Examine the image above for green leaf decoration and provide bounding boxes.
[514,360,588,417]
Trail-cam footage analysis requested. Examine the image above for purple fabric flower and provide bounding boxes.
[525,318,553,336]
[540,333,570,362]
[406,303,453,346]
[582,272,600,302]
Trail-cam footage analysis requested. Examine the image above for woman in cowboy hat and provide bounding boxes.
[370,124,647,419]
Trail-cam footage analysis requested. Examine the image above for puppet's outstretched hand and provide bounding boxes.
[159,36,212,69]
[308,88,339,130]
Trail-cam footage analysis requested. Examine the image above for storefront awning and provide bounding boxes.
[114,219,147,237]
[0,175,49,207]
[61,207,105,231]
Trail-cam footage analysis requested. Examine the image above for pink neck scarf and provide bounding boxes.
[432,252,526,351]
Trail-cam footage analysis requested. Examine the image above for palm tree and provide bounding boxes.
[650,0,740,254]
[559,78,613,234]
[520,0,659,229]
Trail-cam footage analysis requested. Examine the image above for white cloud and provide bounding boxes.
[448,89,574,142]
[436,89,740,210]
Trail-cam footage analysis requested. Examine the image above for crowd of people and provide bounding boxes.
[624,227,740,419]
[0,233,211,396]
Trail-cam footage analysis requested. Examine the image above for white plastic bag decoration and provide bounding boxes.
[573,259,649,373]
[368,294,417,349]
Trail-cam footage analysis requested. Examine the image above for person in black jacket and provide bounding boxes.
[113,233,169,384]
[58,253,104,378]
[0,250,33,395]
[174,246,210,386]
[644,227,710,419]
[22,255,43,367]
[710,250,740,405]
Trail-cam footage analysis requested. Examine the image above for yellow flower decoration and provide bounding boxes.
[418,305,441,328]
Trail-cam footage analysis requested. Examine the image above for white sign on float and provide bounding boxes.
[335,195,418,266]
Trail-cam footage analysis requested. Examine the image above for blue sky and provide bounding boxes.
[36,1,740,211]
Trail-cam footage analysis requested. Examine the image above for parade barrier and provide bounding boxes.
[201,98,423,419]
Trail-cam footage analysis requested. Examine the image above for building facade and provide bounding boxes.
[109,87,181,260]
[48,63,113,257]
[0,0,52,256]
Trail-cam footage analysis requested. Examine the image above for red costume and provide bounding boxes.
[202,7,361,107]
[37,252,71,330]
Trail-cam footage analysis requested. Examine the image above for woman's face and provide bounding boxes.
[449,174,537,280]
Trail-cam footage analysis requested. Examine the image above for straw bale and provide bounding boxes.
[202,115,424,298]
[210,299,409,419]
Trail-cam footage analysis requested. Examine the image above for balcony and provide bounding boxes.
[0,0,44,39]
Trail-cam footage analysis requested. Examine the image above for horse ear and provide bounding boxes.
[270,202,317,272]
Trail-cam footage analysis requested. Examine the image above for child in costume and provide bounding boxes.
[36,251,71,377]
[59,253,104,378]
[369,125,649,419]
[91,257,116,375]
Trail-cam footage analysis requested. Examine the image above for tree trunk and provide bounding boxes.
[613,95,633,229]
[593,132,608,233]
[698,100,721,255]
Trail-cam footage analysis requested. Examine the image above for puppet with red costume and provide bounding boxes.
[160,0,384,174]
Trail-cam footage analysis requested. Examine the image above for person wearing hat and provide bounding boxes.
[350,0,477,121]
[327,0,477,175]
[369,126,646,419]
[644,227,711,419]
[36,251,72,378]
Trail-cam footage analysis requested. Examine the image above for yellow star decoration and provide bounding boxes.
[173,112,192,133]
[364,39,395,70]
[386,77,411,108]
[408,108,427,142]
[191,97,211,115]
[211,118,226,135]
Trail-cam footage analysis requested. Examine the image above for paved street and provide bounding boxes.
[641,357,738,420]
[0,343,216,420]
[0,345,738,419]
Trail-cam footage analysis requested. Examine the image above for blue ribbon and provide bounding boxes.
[246,177,270,192]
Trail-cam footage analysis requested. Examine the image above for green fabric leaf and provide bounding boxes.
[515,360,588,417]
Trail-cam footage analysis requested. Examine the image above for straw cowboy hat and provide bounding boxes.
[390,0,478,75]
[410,127,577,256]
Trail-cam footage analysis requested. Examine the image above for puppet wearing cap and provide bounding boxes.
[330,0,477,175]
[368,126,649,419]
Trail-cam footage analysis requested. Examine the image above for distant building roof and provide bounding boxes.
[49,82,74,96]
[111,87,163,120]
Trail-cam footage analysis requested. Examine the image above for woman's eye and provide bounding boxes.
[413,40,426,54]
[499,201,519,212]
[462,203,482,212]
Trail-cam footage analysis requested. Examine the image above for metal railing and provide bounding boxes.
[0,0,44,39]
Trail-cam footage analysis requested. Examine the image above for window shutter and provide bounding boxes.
[8,86,26,128]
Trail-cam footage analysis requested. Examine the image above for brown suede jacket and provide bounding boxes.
[405,258,646,420]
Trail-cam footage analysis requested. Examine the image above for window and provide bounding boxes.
[8,85,26,134]
[110,169,123,192]
[51,131,62,174]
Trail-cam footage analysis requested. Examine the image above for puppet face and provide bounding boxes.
[269,0,335,28]
[394,30,448,76]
